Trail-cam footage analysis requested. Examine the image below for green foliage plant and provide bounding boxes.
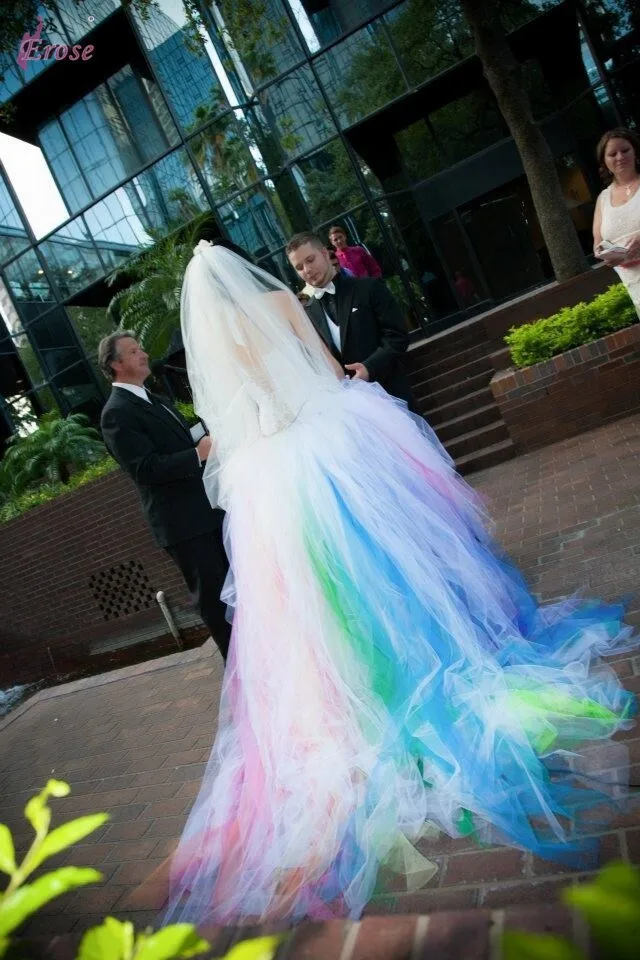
[505,283,638,368]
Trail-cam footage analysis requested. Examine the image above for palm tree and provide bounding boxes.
[459,0,589,281]
[1,411,105,491]
[106,217,208,359]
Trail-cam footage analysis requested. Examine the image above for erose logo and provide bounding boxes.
[16,15,95,71]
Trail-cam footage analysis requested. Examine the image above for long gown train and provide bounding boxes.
[166,379,637,925]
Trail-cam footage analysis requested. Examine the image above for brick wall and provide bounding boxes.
[491,326,640,453]
[0,470,199,687]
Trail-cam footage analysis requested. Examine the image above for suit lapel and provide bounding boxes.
[114,389,192,444]
[337,275,356,351]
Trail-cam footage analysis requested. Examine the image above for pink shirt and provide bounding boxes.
[335,245,382,278]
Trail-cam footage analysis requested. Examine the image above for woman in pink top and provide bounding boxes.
[328,224,382,278]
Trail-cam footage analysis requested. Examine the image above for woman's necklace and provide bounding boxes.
[618,177,639,198]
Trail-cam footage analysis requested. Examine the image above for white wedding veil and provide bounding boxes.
[180,241,340,489]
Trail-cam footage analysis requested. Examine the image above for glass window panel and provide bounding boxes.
[210,0,305,88]
[250,66,336,163]
[292,139,365,223]
[430,89,508,166]
[108,65,178,163]
[255,246,300,287]
[67,305,115,359]
[38,217,105,298]
[189,113,262,200]
[582,0,638,49]
[51,359,104,417]
[3,249,55,322]
[217,184,288,257]
[133,0,228,133]
[394,119,444,184]
[384,0,473,87]
[286,0,394,49]
[382,190,459,322]
[0,173,30,264]
[9,331,45,388]
[609,61,640,131]
[21,5,71,85]
[60,87,140,198]
[0,54,24,105]
[84,148,210,269]
[268,173,312,235]
[55,0,119,43]
[315,22,406,128]
[38,120,92,215]
[28,310,84,381]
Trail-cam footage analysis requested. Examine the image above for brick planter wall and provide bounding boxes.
[491,325,640,453]
[0,470,201,687]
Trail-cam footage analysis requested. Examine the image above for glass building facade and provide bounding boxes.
[0,0,639,447]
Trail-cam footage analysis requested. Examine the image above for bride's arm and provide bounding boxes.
[267,290,345,380]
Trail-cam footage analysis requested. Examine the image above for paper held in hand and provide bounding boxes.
[597,240,629,257]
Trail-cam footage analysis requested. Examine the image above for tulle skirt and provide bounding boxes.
[166,380,638,926]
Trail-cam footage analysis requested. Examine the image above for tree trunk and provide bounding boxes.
[459,0,588,282]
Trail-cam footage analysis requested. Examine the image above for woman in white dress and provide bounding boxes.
[593,127,640,315]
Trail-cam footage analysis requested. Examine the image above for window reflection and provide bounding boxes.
[315,23,406,128]
[250,66,336,161]
[134,0,228,133]
[67,305,115,359]
[55,0,119,43]
[292,139,363,222]
[210,0,305,89]
[430,89,508,166]
[0,174,30,265]
[84,148,209,268]
[217,184,288,258]
[286,0,393,49]
[384,0,473,87]
[189,113,261,200]
[38,218,105,298]
[3,250,55,321]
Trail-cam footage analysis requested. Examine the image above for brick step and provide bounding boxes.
[415,370,492,408]
[413,355,494,397]
[433,402,502,443]
[408,340,494,383]
[409,319,488,365]
[444,420,511,460]
[421,386,496,426]
[456,437,517,475]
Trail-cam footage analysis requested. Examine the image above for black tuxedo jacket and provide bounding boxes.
[304,274,415,407]
[100,387,222,549]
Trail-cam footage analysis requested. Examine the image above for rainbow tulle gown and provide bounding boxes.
[166,378,637,926]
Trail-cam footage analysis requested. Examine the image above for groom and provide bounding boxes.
[286,232,415,409]
[98,331,231,661]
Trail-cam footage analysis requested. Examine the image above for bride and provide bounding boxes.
[165,241,637,926]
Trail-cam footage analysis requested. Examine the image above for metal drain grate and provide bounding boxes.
[88,560,156,621]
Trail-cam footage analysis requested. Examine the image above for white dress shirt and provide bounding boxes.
[313,281,341,352]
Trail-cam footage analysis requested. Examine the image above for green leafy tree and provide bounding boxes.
[0,409,105,491]
[106,218,207,359]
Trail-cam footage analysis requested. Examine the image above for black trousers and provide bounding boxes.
[165,530,232,661]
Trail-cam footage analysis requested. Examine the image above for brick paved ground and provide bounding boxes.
[1,414,639,946]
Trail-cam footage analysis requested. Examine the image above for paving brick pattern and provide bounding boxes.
[1,414,639,946]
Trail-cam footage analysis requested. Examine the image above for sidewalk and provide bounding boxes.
[1,414,639,941]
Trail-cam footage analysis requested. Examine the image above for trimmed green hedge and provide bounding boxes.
[505,283,638,369]
[0,455,118,525]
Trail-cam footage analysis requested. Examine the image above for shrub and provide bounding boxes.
[505,283,638,368]
[0,455,118,526]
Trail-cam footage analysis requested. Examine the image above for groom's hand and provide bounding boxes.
[345,362,370,382]
[197,436,213,462]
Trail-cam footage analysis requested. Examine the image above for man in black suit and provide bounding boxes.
[286,231,415,409]
[98,331,231,661]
